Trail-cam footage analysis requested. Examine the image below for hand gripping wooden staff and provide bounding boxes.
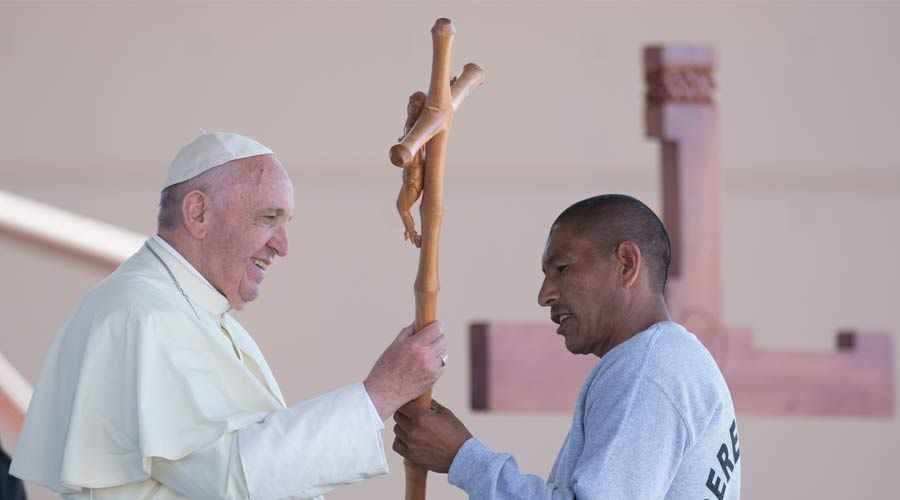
[389,18,484,500]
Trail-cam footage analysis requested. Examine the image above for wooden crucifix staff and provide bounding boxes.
[389,17,484,500]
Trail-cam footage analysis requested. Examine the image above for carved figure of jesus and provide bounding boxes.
[396,91,427,248]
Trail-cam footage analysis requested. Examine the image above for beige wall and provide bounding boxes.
[2,2,899,499]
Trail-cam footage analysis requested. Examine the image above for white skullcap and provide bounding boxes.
[163,131,274,189]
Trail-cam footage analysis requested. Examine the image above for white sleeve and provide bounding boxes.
[365,388,386,431]
[150,432,249,500]
[237,382,389,500]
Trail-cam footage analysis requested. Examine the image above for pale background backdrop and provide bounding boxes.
[2,1,899,499]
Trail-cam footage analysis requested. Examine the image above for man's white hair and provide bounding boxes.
[157,163,234,230]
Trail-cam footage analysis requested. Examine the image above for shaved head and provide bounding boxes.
[554,194,671,293]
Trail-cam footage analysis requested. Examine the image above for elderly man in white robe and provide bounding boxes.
[11,132,448,500]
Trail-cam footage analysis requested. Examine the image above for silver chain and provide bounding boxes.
[146,244,201,321]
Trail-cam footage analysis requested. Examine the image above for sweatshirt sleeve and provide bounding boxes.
[449,438,577,500]
[448,378,691,500]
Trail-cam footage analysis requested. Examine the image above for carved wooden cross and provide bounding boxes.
[470,44,894,417]
[390,18,484,500]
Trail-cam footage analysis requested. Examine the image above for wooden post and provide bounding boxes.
[389,18,484,500]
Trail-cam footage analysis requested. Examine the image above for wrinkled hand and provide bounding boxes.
[393,399,472,473]
[364,321,447,420]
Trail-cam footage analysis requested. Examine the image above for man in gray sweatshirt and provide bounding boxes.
[393,194,741,500]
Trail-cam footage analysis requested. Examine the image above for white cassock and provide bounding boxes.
[11,236,388,499]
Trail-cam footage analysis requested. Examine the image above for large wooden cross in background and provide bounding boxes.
[470,44,894,417]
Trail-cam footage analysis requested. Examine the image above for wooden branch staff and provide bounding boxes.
[389,18,484,500]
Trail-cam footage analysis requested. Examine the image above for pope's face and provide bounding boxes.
[538,221,624,357]
[204,155,294,310]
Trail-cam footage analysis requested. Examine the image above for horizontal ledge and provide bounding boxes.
[470,322,895,416]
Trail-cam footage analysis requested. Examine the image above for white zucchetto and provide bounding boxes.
[163,131,274,189]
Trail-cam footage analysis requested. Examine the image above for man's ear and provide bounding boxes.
[181,190,210,239]
[615,241,642,289]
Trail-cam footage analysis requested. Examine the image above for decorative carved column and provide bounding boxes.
[645,46,722,339]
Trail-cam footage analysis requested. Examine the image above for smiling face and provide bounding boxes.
[538,220,626,357]
[201,155,294,310]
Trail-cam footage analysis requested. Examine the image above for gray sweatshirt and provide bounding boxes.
[449,321,741,500]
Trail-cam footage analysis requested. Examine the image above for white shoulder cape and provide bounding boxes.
[11,239,285,492]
